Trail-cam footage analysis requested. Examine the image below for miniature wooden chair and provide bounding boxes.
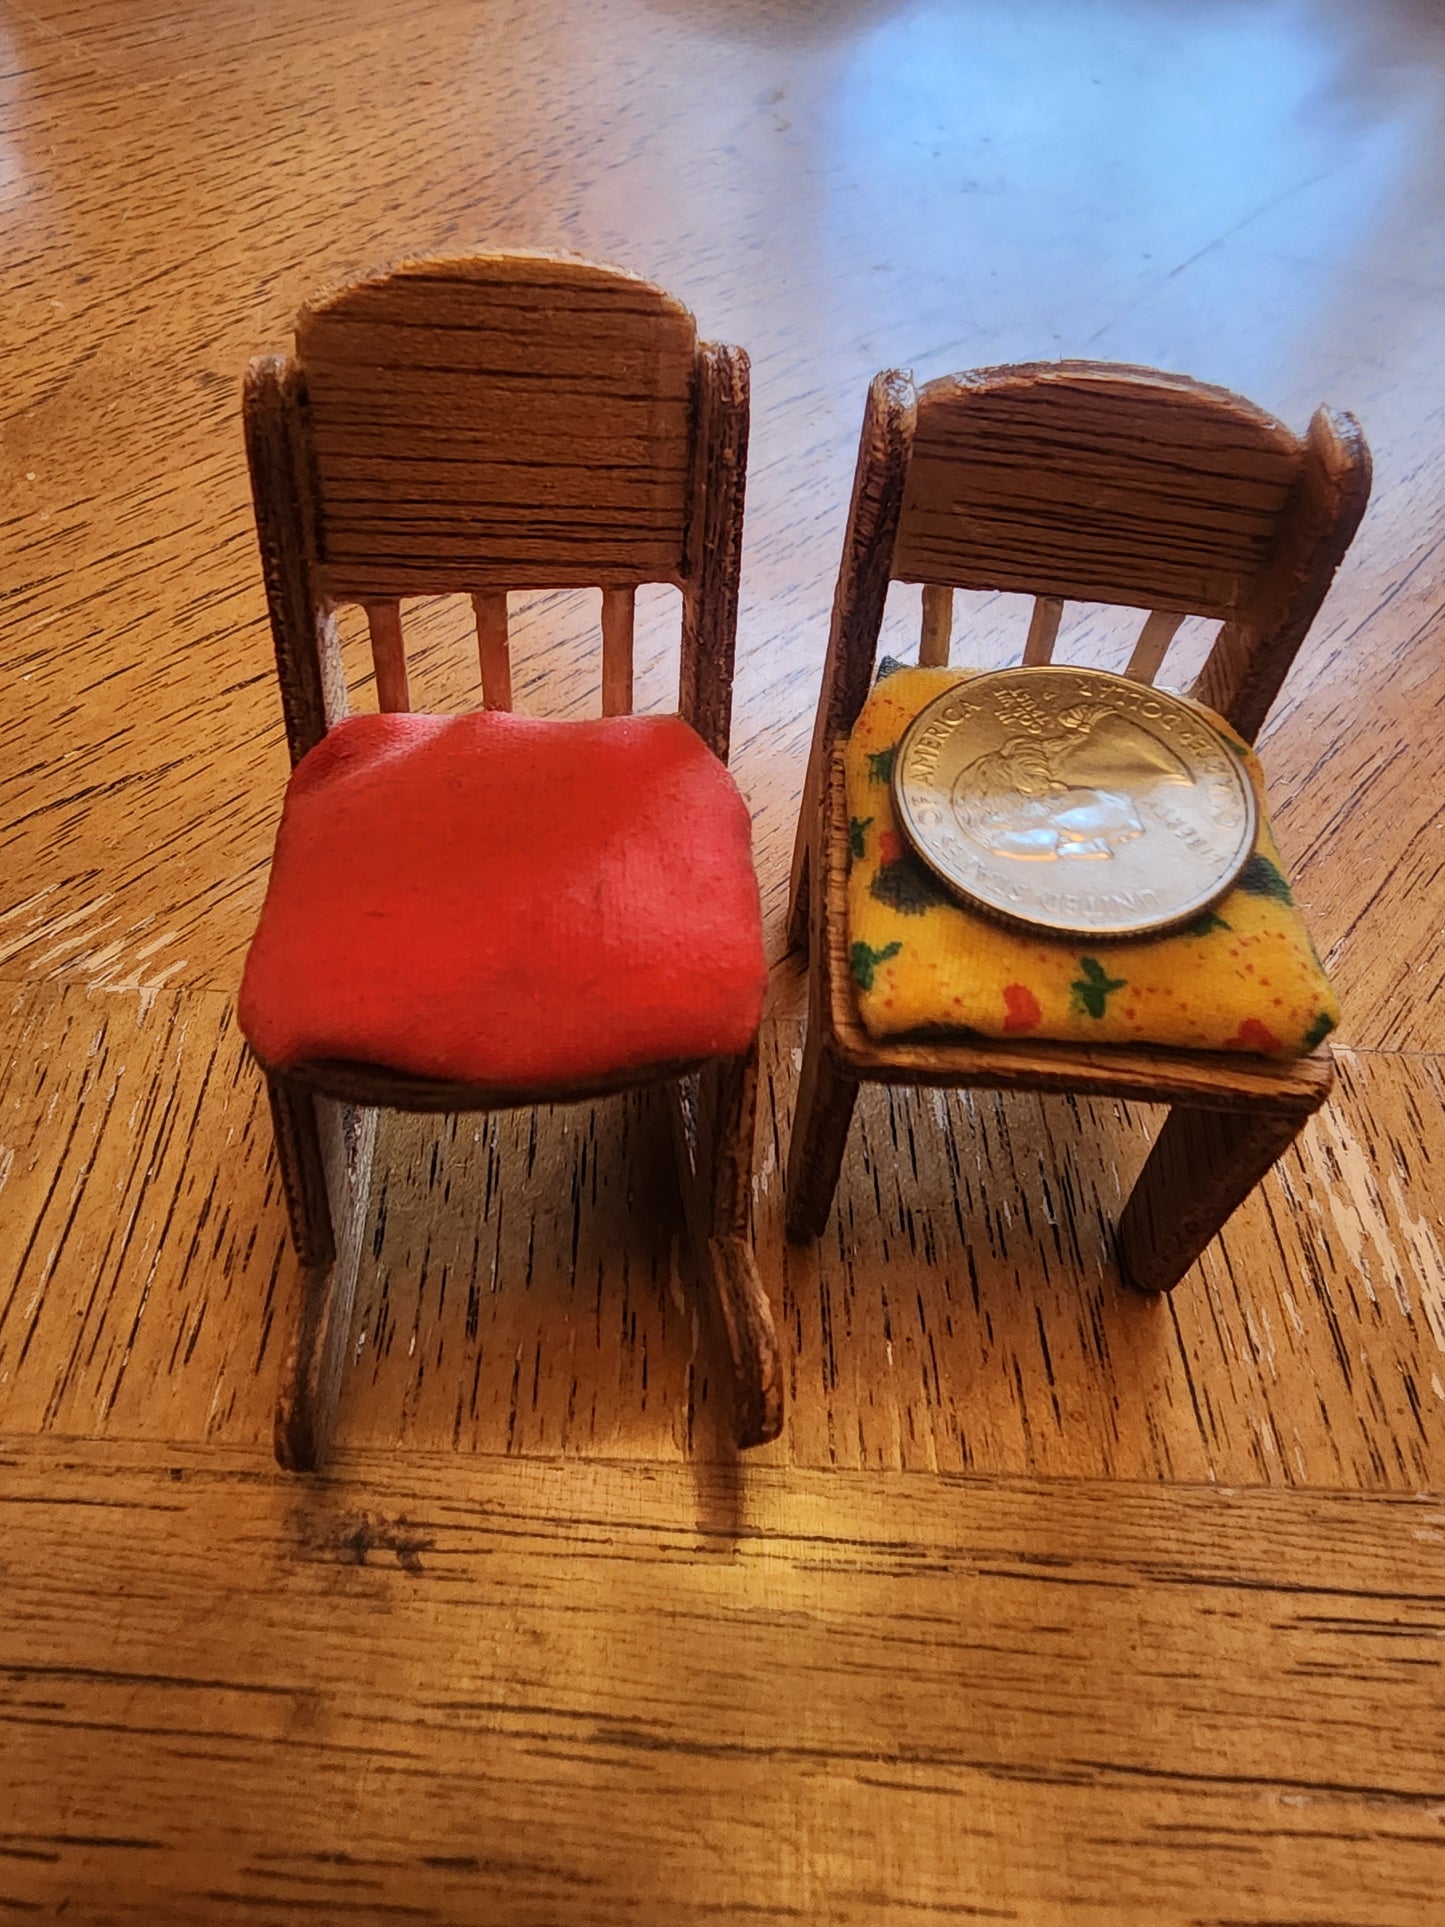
[786,361,1370,1289]
[240,252,780,1469]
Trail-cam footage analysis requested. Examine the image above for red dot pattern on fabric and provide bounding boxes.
[1225,1017,1283,1055]
[1002,983,1043,1032]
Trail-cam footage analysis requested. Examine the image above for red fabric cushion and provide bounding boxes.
[238,710,766,1090]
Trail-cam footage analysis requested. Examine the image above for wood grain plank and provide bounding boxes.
[892,367,1305,616]
[299,256,698,594]
[0,4,1440,1048]
[2,5,1445,1913]
[0,982,301,1441]
[0,1438,1440,1925]
[3,981,1443,1489]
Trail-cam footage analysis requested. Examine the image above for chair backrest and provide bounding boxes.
[814,359,1370,750]
[895,362,1306,616]
[243,251,749,766]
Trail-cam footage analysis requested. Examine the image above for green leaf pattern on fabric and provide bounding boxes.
[1180,909,1232,938]
[851,939,902,990]
[1302,1009,1336,1050]
[1071,955,1128,1019]
[1237,852,1294,903]
[849,815,873,861]
[867,745,896,785]
[870,856,952,915]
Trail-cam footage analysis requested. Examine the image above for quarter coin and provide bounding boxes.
[891,666,1257,939]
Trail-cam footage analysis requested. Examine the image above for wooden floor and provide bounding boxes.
[3,1,1444,1920]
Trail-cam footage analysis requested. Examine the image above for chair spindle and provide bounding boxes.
[1125,609,1186,684]
[601,586,636,715]
[365,600,410,712]
[472,591,512,710]
[1022,596,1064,666]
[919,584,953,667]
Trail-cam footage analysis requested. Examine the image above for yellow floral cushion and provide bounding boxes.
[845,665,1338,1058]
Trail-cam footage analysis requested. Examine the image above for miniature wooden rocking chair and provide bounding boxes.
[786,360,1370,1289]
[240,252,780,1468]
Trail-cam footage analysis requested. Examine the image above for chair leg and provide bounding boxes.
[1117,1101,1312,1295]
[667,1044,782,1448]
[786,830,811,956]
[706,1044,783,1447]
[784,1018,860,1242]
[265,1070,335,1267]
[704,1228,783,1449]
[266,1072,377,1472]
